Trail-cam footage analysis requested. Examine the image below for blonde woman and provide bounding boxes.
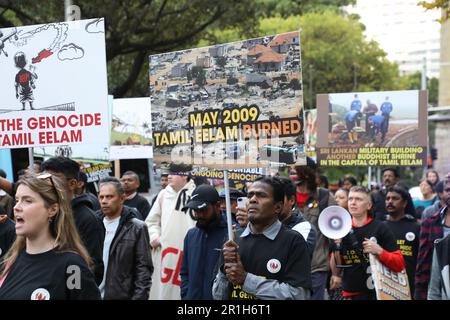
[0,173,100,300]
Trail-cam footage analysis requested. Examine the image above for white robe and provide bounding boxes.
[146,180,196,300]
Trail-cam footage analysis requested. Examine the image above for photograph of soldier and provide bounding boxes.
[325,91,420,148]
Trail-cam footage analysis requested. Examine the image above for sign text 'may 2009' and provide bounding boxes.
[149,32,306,169]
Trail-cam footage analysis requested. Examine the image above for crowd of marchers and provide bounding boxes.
[0,157,449,300]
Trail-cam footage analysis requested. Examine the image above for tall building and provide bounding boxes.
[345,0,441,78]
[434,17,450,176]
[439,16,450,106]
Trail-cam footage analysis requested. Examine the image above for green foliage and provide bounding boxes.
[418,0,450,21]
[259,12,400,109]
[190,66,206,87]
[255,0,356,18]
[397,71,439,106]
[290,78,301,90]
[216,56,227,68]
[0,0,261,97]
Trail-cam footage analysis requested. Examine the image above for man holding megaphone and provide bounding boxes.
[327,186,405,300]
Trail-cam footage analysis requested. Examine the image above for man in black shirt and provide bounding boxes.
[75,171,100,211]
[279,177,316,257]
[97,177,153,300]
[372,168,416,220]
[121,171,150,220]
[384,186,420,297]
[0,204,15,259]
[212,176,311,300]
[41,157,105,285]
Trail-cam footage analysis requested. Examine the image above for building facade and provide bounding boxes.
[345,0,441,78]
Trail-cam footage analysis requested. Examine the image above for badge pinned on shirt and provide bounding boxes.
[31,288,50,300]
[308,201,318,209]
[267,258,281,274]
[405,232,415,242]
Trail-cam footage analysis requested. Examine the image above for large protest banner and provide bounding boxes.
[0,18,109,149]
[109,97,153,160]
[149,31,306,168]
[316,90,427,167]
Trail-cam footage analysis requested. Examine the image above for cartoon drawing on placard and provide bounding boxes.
[1,19,105,114]
[14,52,38,110]
[0,18,109,150]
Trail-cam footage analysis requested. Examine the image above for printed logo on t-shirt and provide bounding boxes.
[405,232,415,242]
[31,288,50,300]
[266,258,281,274]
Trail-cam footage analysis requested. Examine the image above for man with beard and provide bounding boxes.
[372,168,416,220]
[179,185,227,299]
[383,186,420,297]
[212,177,311,300]
[121,171,150,220]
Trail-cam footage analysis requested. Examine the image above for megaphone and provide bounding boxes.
[318,205,352,240]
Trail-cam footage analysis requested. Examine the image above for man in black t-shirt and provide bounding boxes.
[330,186,405,300]
[0,204,15,259]
[383,187,420,297]
[121,171,150,220]
[212,176,311,300]
[372,168,416,220]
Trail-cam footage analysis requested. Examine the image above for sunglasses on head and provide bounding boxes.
[37,173,59,199]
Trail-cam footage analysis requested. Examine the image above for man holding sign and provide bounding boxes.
[212,177,311,300]
[383,186,419,297]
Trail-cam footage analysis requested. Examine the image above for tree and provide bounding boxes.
[397,71,439,106]
[419,0,450,21]
[216,56,227,68]
[190,66,206,87]
[290,78,301,90]
[0,0,260,97]
[259,12,400,108]
[255,0,356,18]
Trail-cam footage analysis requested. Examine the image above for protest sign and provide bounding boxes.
[369,254,412,300]
[316,90,427,167]
[149,31,306,168]
[109,97,153,160]
[0,18,109,149]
